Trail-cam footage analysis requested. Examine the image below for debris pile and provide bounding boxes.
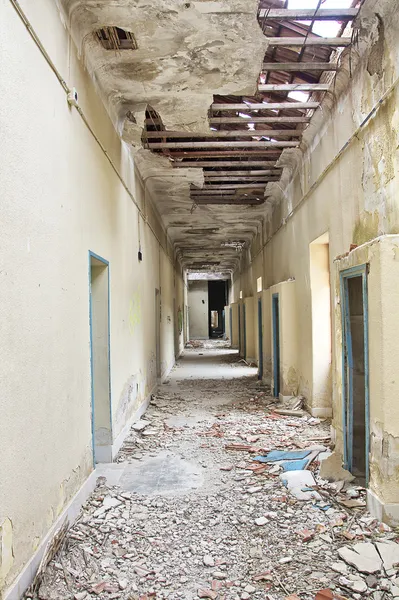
[26,345,399,600]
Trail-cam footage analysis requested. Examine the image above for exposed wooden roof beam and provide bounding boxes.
[193,198,264,205]
[209,116,310,124]
[258,83,329,92]
[258,8,358,20]
[144,129,301,139]
[266,36,351,47]
[211,102,318,111]
[147,141,300,148]
[172,161,279,167]
[204,170,281,177]
[202,177,279,182]
[167,150,283,157]
[193,183,271,191]
[262,62,338,71]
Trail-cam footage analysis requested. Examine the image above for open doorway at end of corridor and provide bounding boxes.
[89,252,112,464]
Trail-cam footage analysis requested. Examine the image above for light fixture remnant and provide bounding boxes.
[96,27,138,51]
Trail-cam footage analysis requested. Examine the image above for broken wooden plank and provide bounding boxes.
[147,141,300,148]
[144,129,301,138]
[209,116,310,124]
[262,62,338,71]
[211,102,318,111]
[258,83,330,92]
[172,161,279,167]
[265,36,351,47]
[258,8,358,20]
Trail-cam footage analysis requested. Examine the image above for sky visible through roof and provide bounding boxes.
[288,0,354,36]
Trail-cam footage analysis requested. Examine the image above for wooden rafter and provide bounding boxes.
[211,102,318,111]
[265,36,351,47]
[144,129,302,139]
[262,62,338,71]
[171,161,279,167]
[209,116,310,124]
[258,8,358,20]
[258,83,329,92]
[147,141,300,149]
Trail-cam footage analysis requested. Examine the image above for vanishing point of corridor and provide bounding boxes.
[26,343,397,600]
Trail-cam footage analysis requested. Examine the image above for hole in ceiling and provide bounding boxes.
[96,27,138,51]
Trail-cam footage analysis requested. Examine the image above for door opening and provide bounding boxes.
[341,266,369,484]
[89,252,112,464]
[310,233,332,409]
[208,280,227,338]
[272,294,280,398]
[258,298,263,380]
[155,289,161,379]
[243,303,247,358]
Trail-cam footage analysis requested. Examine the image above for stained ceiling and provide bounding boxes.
[60,0,361,277]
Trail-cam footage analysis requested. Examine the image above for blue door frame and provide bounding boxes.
[238,304,241,353]
[258,298,263,380]
[88,251,112,466]
[230,307,233,343]
[272,293,280,397]
[340,264,369,484]
[243,304,247,358]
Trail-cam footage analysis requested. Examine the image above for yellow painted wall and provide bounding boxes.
[0,0,183,592]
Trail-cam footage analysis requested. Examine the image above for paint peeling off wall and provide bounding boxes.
[0,519,14,587]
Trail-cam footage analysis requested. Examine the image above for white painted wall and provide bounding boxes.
[0,0,183,593]
[188,280,209,339]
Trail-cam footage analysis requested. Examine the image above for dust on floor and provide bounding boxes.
[25,344,399,600]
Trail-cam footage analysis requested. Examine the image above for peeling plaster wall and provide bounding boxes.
[0,0,183,593]
[230,0,399,513]
[233,0,399,408]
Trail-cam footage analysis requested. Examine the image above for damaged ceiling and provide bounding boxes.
[60,0,362,276]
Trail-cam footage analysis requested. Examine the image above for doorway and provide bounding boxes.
[155,289,161,379]
[243,304,247,358]
[89,252,112,464]
[208,280,227,338]
[258,298,263,380]
[272,293,280,397]
[341,266,369,484]
[310,233,332,410]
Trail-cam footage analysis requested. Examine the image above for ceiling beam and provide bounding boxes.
[265,36,351,47]
[258,8,358,20]
[172,161,279,167]
[193,183,270,191]
[167,150,283,157]
[262,62,338,71]
[209,116,310,124]
[202,177,279,182]
[147,141,300,148]
[193,198,264,205]
[211,101,318,111]
[204,170,281,177]
[144,129,302,139]
[258,83,330,92]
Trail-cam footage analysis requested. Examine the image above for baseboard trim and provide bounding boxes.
[367,488,399,526]
[3,470,98,600]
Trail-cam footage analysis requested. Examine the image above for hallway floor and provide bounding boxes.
[29,344,398,600]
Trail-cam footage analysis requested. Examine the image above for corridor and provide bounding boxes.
[26,344,396,600]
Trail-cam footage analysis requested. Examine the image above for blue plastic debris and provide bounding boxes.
[280,458,310,472]
[264,450,311,462]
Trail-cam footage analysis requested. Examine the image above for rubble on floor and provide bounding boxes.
[25,345,399,600]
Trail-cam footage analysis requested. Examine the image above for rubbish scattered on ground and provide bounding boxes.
[26,341,399,600]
